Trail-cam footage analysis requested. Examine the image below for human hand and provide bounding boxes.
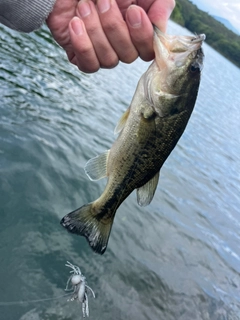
[47,0,175,73]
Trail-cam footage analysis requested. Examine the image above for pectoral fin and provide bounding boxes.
[84,150,109,181]
[114,108,130,135]
[136,172,160,207]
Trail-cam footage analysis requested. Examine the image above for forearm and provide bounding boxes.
[0,0,56,32]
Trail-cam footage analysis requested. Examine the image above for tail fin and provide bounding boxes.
[60,203,114,254]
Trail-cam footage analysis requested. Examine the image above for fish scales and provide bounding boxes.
[61,27,205,254]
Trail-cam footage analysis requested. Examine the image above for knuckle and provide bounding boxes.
[120,50,138,64]
[79,64,100,73]
[121,55,137,64]
[85,23,99,36]
[76,55,100,73]
[102,20,125,34]
[78,43,93,56]
[134,33,150,46]
[139,52,154,62]
[101,56,119,69]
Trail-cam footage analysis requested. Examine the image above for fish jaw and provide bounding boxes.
[153,26,205,71]
[142,27,205,118]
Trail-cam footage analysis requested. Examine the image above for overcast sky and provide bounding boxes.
[190,0,240,33]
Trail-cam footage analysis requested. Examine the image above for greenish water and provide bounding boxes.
[0,21,240,320]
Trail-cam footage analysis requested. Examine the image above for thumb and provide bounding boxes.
[147,0,175,33]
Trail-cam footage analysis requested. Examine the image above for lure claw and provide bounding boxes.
[65,261,95,318]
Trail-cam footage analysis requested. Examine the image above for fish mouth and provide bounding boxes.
[191,34,206,43]
[154,26,205,52]
[153,26,205,70]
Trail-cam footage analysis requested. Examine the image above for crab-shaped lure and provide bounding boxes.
[65,261,95,317]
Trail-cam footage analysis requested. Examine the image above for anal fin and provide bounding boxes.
[136,172,160,207]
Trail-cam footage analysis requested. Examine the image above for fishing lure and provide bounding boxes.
[65,261,95,318]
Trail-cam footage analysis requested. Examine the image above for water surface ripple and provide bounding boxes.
[0,21,240,320]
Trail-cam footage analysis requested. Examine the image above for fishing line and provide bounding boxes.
[0,292,72,306]
[0,261,95,319]
[0,261,74,307]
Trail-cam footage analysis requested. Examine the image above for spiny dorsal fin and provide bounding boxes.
[136,172,160,207]
[114,108,130,135]
[84,150,110,181]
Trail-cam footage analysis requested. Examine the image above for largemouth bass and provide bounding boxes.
[61,27,205,255]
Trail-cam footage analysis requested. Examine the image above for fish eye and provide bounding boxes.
[190,64,200,73]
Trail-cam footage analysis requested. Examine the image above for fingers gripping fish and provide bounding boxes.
[61,27,205,255]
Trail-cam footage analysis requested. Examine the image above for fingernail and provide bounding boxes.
[127,5,142,28]
[71,17,84,36]
[78,1,91,18]
[97,0,110,13]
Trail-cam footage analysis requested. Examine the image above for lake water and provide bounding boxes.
[0,20,240,320]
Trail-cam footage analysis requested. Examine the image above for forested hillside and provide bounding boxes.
[171,0,240,67]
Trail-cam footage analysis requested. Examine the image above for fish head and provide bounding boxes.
[148,27,205,110]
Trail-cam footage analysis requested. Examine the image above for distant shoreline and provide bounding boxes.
[171,0,240,68]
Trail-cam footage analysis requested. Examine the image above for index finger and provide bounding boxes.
[96,0,138,63]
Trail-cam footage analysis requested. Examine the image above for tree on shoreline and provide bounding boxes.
[171,0,240,67]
